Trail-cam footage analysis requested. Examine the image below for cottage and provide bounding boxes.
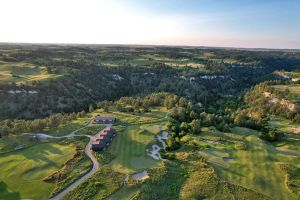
[92,127,117,151]
[93,116,116,124]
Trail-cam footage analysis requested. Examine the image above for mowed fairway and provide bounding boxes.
[108,123,162,173]
[89,107,167,173]
[0,142,76,200]
[215,134,299,200]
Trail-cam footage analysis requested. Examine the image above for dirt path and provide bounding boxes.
[45,124,111,200]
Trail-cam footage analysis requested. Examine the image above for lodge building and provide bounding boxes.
[92,127,116,151]
[93,116,116,124]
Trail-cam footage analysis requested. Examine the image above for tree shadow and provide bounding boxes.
[0,181,21,200]
[14,143,66,168]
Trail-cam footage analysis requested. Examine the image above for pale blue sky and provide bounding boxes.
[0,0,299,48]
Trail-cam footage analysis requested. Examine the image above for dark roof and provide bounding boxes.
[104,127,116,132]
[94,116,115,121]
[100,131,113,138]
[99,135,111,143]
[92,140,107,149]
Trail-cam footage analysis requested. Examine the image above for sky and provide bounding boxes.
[0,0,300,49]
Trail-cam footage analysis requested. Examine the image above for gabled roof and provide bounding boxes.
[92,140,107,148]
[100,132,113,138]
[104,127,116,132]
[99,135,111,143]
[94,116,115,121]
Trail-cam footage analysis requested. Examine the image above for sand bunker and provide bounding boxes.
[147,131,169,160]
[132,170,149,181]
[202,139,220,144]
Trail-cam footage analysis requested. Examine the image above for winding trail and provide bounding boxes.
[35,123,112,200]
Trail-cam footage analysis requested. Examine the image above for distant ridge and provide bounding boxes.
[0,42,299,52]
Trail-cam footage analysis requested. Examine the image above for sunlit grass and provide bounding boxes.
[0,142,76,200]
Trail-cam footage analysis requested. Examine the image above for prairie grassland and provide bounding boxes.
[0,62,64,84]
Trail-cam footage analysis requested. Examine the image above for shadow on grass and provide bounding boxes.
[1,142,66,168]
[0,181,21,200]
[214,163,246,178]
[108,127,160,173]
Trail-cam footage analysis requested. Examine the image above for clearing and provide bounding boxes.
[0,62,64,84]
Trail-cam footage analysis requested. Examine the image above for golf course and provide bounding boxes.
[0,106,169,200]
[0,142,76,200]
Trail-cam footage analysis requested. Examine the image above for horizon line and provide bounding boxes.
[0,41,299,52]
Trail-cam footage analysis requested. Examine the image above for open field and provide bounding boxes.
[272,84,300,103]
[269,116,300,157]
[269,116,300,133]
[0,134,46,153]
[0,142,76,200]
[0,62,64,84]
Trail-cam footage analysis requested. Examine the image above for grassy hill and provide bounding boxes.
[0,61,64,84]
[0,142,76,200]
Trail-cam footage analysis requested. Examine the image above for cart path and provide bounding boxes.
[48,124,111,200]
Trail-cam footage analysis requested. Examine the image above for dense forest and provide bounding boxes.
[1,44,300,120]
